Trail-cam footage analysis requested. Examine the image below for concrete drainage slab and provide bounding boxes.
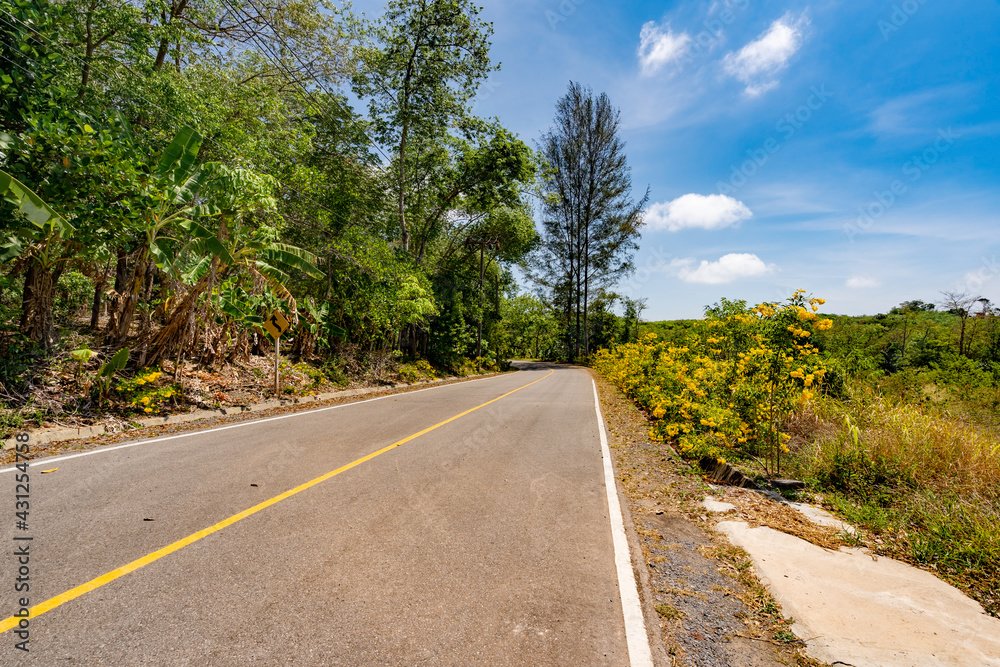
[701,498,736,513]
[705,498,1000,666]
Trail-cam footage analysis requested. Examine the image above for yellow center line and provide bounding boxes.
[0,369,554,633]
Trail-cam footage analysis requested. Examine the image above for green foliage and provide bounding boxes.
[497,293,561,360]
[0,0,539,411]
[0,333,39,392]
[69,346,95,383]
[54,271,92,322]
[93,347,128,404]
[926,354,993,393]
[0,404,26,441]
[319,357,348,387]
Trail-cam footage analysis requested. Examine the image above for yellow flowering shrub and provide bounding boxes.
[115,368,181,414]
[594,291,829,474]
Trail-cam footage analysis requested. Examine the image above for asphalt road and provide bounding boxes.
[0,362,647,665]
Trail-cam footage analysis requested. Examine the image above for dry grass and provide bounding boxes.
[785,382,1000,616]
[711,487,847,552]
[802,385,1000,500]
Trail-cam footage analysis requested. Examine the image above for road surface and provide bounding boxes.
[1,362,650,665]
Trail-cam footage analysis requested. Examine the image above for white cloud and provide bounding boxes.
[672,253,776,284]
[846,276,881,289]
[638,21,691,76]
[723,13,808,95]
[646,194,752,232]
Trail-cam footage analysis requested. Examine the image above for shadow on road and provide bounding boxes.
[509,360,574,372]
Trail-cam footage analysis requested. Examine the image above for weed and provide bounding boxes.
[655,603,683,620]
[0,406,24,440]
[294,362,325,387]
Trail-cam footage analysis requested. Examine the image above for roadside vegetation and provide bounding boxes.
[0,1,645,436]
[595,292,1000,617]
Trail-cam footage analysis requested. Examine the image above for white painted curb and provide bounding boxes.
[593,380,654,667]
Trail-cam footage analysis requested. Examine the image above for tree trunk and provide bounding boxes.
[21,262,62,349]
[89,258,111,329]
[111,248,126,291]
[105,247,129,335]
[107,251,150,347]
[145,271,215,367]
[90,281,103,329]
[135,261,158,343]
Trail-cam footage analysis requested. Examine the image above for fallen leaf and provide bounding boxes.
[41,468,58,474]
[250,483,259,487]
[143,517,155,521]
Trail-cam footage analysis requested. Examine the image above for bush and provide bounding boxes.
[320,357,348,386]
[594,291,831,474]
[926,353,994,394]
[115,368,180,413]
[55,271,93,323]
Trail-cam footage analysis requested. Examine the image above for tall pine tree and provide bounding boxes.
[530,82,647,360]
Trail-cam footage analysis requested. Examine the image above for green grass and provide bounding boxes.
[655,603,683,620]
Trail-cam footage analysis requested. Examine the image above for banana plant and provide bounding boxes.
[143,159,326,366]
[0,161,77,347]
[107,125,224,345]
[0,165,75,262]
[69,347,96,386]
[92,347,129,405]
[292,297,348,355]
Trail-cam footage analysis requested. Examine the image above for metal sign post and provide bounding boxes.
[263,310,291,397]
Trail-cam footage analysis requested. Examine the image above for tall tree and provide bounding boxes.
[529,82,647,360]
[351,0,495,254]
[940,290,984,357]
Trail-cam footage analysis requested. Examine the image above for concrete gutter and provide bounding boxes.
[706,499,1000,666]
[2,374,492,450]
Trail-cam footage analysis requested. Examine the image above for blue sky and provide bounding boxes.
[352,1,1000,320]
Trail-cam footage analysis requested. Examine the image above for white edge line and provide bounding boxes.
[0,375,501,473]
[593,379,653,667]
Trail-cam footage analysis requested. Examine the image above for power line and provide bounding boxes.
[217,0,394,165]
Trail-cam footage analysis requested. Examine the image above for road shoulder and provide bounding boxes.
[592,371,822,667]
